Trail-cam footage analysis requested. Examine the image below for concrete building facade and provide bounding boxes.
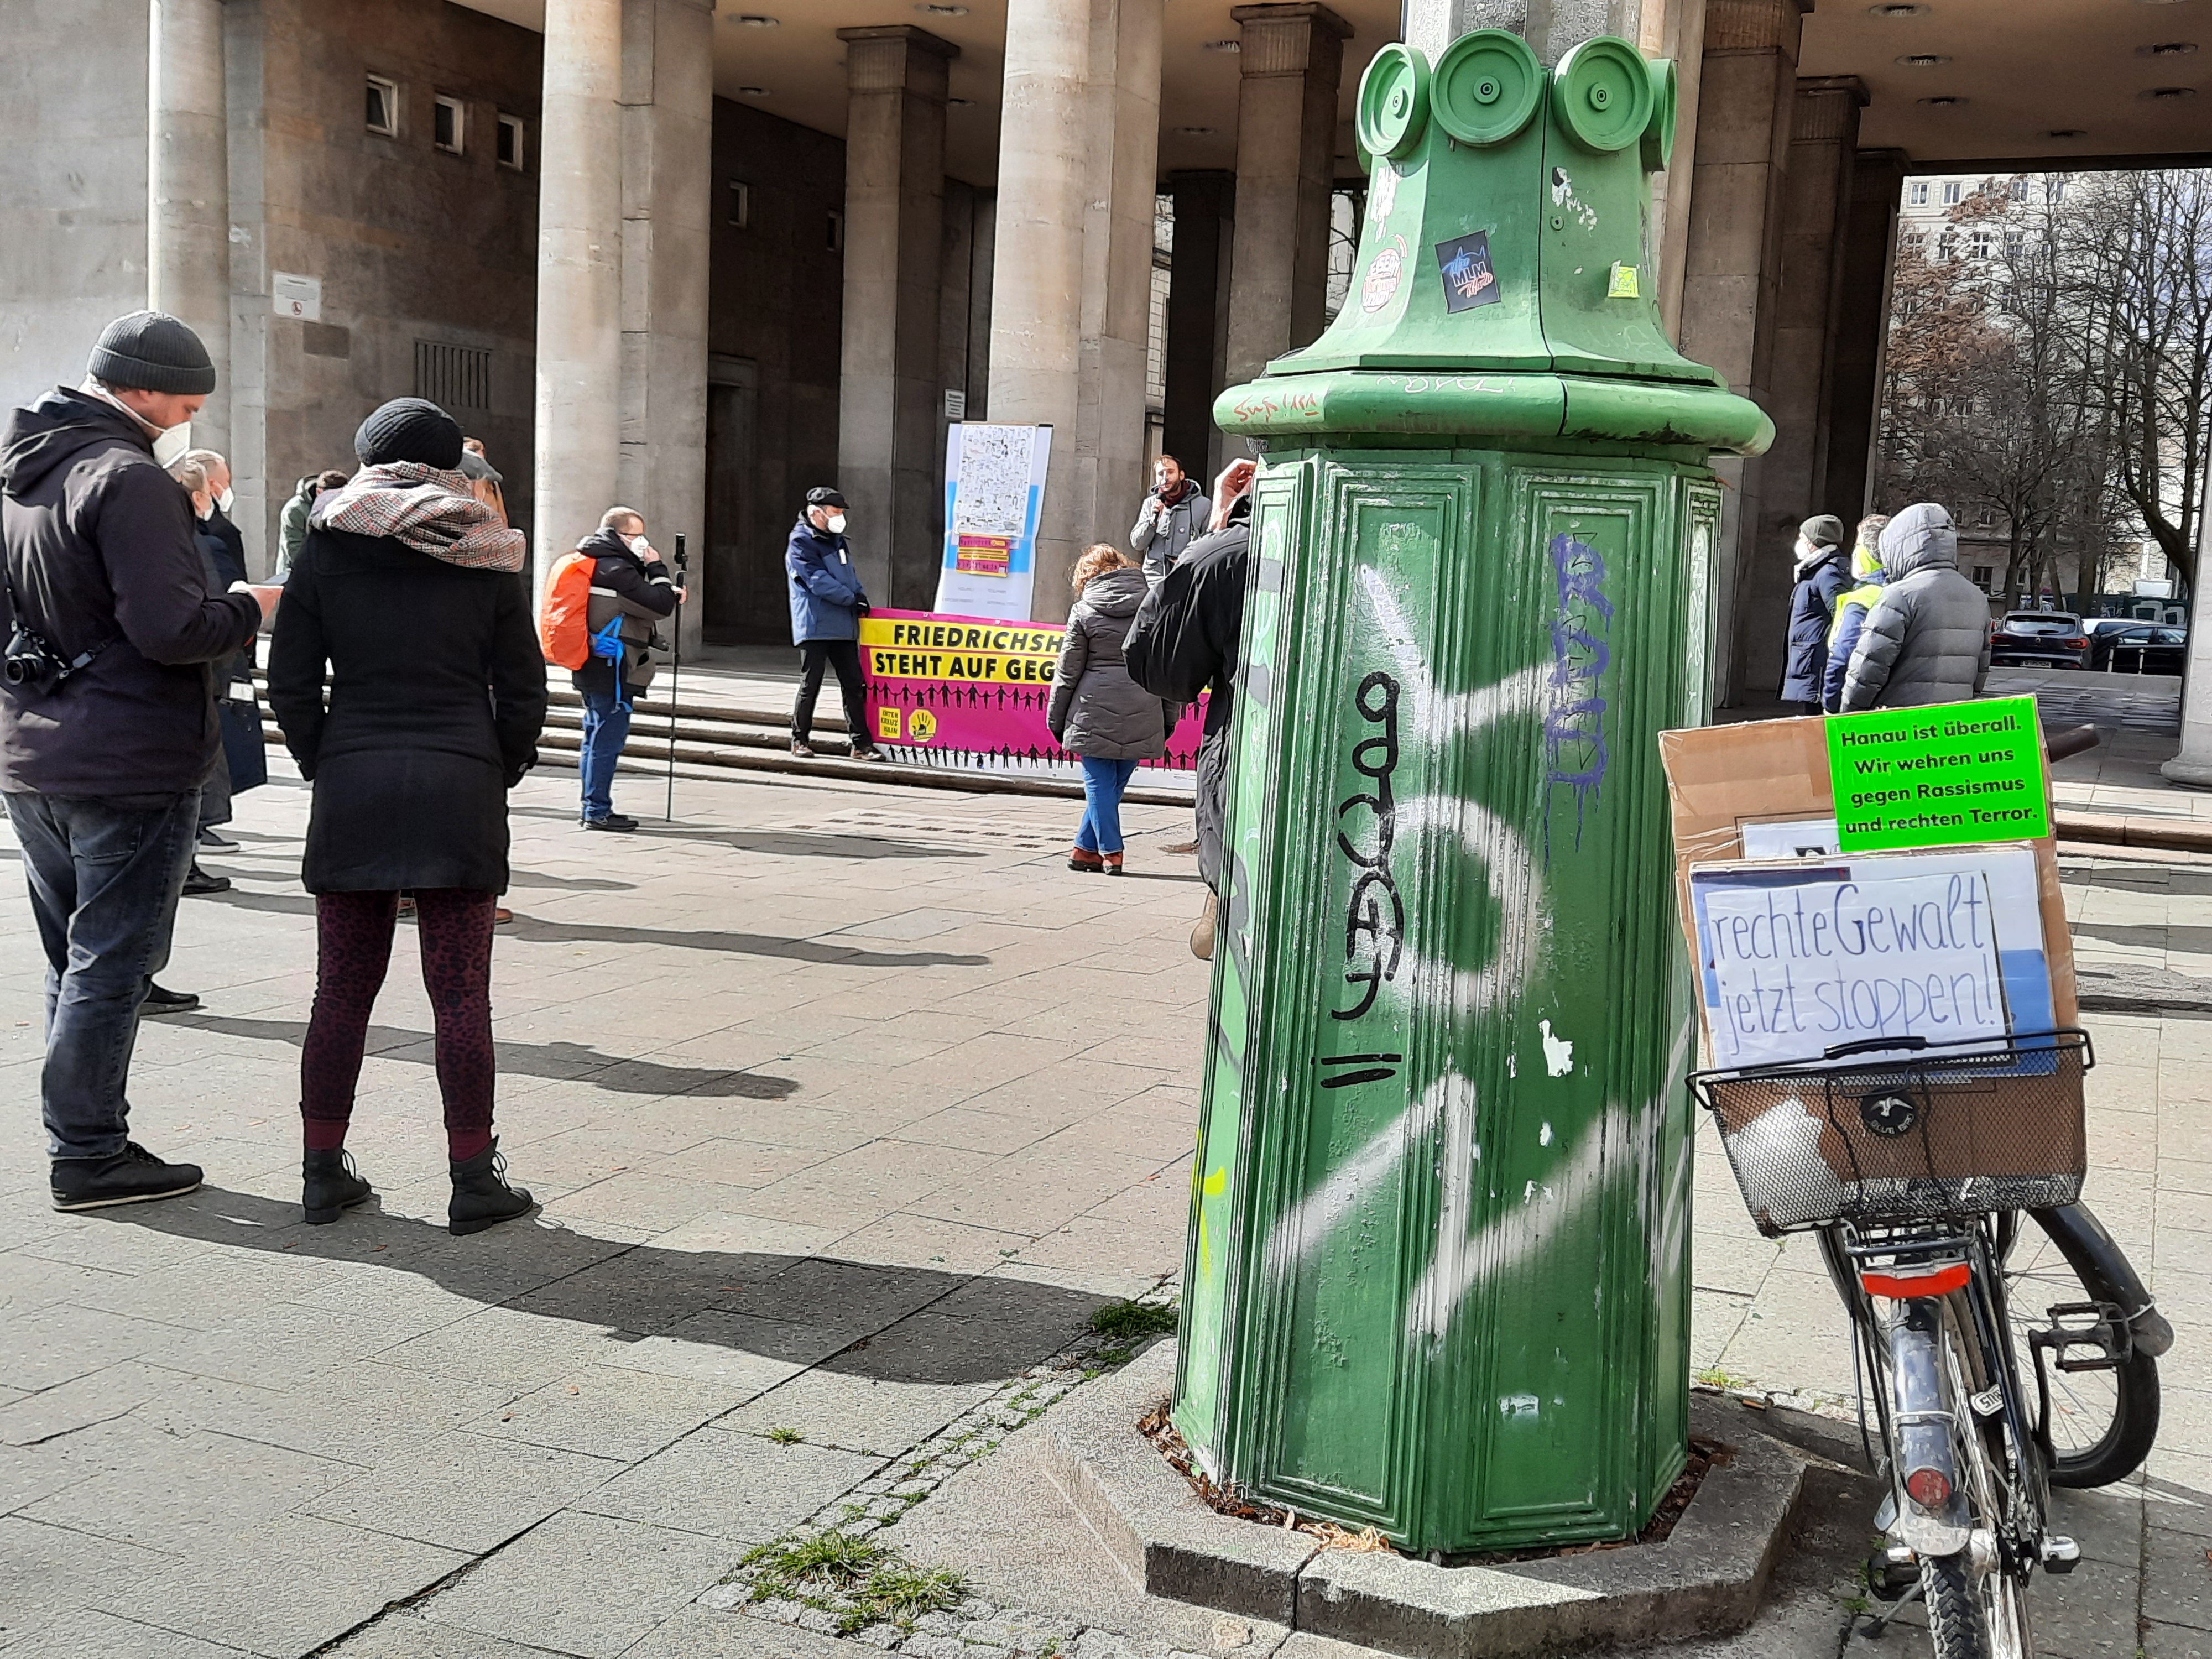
[4,0,2204,682]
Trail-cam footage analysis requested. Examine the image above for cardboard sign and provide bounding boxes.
[1827,696,2049,850]
[1689,849,2047,1069]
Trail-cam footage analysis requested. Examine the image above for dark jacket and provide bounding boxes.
[1840,504,1992,712]
[786,517,867,644]
[1780,542,1848,704]
[1124,518,1248,742]
[267,527,547,894]
[197,506,255,691]
[0,388,260,798]
[574,526,676,697]
[1047,566,1167,760]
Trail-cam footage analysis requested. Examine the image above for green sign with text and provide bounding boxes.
[1827,695,2049,851]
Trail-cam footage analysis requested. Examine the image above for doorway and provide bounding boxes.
[703,355,769,644]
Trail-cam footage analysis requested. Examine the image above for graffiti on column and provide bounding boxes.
[1545,532,1614,844]
[1334,670,1405,1025]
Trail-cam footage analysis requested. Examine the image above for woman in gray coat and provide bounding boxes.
[1048,544,1168,874]
[1839,503,1992,711]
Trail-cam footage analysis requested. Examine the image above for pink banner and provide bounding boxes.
[857,608,1206,773]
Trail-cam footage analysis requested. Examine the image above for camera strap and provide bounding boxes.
[1,559,113,683]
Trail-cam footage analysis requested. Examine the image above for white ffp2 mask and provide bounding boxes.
[827,513,847,535]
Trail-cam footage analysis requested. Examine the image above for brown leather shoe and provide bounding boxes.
[1068,847,1104,873]
[1102,852,1125,876]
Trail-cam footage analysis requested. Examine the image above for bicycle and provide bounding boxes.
[1691,1029,2169,1659]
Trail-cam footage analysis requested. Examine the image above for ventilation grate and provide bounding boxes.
[414,340,492,411]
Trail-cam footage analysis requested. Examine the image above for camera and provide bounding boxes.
[2,624,65,689]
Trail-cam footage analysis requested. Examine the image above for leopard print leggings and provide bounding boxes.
[301,890,497,1161]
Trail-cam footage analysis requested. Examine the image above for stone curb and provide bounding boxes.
[1045,1343,1811,1659]
[2055,810,2212,853]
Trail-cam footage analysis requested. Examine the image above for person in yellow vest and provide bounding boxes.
[1820,513,1891,713]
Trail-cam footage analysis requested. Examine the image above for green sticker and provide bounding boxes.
[1826,695,2050,850]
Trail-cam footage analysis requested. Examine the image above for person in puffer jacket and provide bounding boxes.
[1047,544,1167,875]
[1820,513,1890,713]
[1839,503,1991,711]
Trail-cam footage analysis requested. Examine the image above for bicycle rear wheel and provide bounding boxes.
[2002,1206,2159,1489]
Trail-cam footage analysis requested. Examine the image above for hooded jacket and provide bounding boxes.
[1822,541,1886,713]
[1047,565,1168,760]
[576,525,676,697]
[1780,539,1849,704]
[0,388,261,797]
[278,475,322,577]
[785,515,868,644]
[1840,504,1992,711]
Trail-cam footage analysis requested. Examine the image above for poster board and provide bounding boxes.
[933,423,1052,623]
[859,608,1207,774]
[1657,710,2076,1037]
[1687,846,2050,1071]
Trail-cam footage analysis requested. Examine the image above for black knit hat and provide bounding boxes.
[87,310,216,395]
[353,398,463,470]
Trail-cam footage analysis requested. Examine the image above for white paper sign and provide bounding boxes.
[273,272,321,321]
[1694,865,2010,1068]
[1739,817,1841,860]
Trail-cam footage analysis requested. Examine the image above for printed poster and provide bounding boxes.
[935,424,1052,623]
[860,608,1206,776]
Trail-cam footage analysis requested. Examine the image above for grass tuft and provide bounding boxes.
[765,1425,806,1445]
[1088,1299,1178,1340]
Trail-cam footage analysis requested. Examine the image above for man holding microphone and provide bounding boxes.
[1128,453,1211,589]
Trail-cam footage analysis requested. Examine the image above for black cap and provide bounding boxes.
[87,310,216,395]
[805,487,848,510]
[353,398,463,470]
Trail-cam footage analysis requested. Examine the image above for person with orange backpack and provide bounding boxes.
[540,507,680,831]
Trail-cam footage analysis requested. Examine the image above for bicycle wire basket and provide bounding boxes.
[1688,1030,2092,1237]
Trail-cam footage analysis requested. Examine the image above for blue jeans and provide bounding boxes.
[4,790,200,1160]
[579,682,633,821]
[1076,757,1141,854]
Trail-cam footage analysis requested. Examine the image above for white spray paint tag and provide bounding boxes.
[1539,1019,1574,1076]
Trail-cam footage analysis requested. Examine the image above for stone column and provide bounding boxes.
[985,0,1162,618]
[1725,74,1866,693]
[533,0,624,591]
[619,0,714,651]
[148,0,231,457]
[1164,171,1235,482]
[1222,3,1349,391]
[1820,148,1907,530]
[1677,0,1808,704]
[2163,457,2212,786]
[836,25,958,611]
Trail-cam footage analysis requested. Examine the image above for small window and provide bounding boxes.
[434,95,464,155]
[1970,228,1992,259]
[826,209,844,253]
[366,74,400,136]
[1971,565,1995,588]
[1908,180,1929,205]
[2010,176,2030,201]
[1942,180,1963,205]
[1938,228,1958,260]
[728,180,752,228]
[496,112,525,170]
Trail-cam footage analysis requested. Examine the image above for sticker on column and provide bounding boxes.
[1434,231,1501,312]
[1370,159,1402,224]
[1362,235,1410,314]
[1608,262,1640,299]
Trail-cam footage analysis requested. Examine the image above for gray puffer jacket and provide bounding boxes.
[1047,566,1167,760]
[1840,504,1991,711]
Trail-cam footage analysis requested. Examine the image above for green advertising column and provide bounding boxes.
[1175,34,1772,1554]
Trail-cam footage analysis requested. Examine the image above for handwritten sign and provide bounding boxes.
[1692,864,2010,1069]
[1827,696,2048,851]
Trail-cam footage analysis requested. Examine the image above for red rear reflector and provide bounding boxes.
[1904,1467,1953,1508]
[1861,1262,1970,1298]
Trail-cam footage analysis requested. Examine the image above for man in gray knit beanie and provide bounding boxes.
[0,311,275,1212]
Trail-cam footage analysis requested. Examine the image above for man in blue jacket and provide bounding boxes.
[786,487,886,760]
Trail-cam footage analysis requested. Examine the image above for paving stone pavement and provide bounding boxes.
[0,706,2208,1656]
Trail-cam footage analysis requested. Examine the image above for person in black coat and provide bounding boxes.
[1778,513,1849,714]
[1123,458,1255,961]
[268,398,547,1237]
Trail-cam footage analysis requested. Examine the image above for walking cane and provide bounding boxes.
[665,532,688,822]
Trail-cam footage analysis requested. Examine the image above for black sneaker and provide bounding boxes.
[51,1142,204,1212]
[196,827,238,849]
[139,980,201,1018]
[582,813,638,832]
[182,864,231,896]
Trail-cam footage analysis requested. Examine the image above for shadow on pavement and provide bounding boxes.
[199,887,990,967]
[165,1014,799,1098]
[100,1186,1105,1387]
[634,825,987,862]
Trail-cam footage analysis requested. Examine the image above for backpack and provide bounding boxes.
[538,551,595,669]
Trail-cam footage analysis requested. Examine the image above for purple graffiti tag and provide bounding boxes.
[1545,533,1613,845]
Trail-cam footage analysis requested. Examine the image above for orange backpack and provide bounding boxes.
[538,550,595,669]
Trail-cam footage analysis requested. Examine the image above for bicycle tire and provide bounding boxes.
[2006,1205,2159,1489]
[1924,1553,1992,1659]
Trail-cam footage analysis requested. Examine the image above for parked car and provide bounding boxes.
[1988,611,2090,668]
[2087,623,2187,675]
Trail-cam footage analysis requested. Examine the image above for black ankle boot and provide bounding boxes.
[302,1148,373,1225]
[449,1139,535,1237]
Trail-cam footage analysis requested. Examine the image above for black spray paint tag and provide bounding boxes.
[1434,231,1501,312]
